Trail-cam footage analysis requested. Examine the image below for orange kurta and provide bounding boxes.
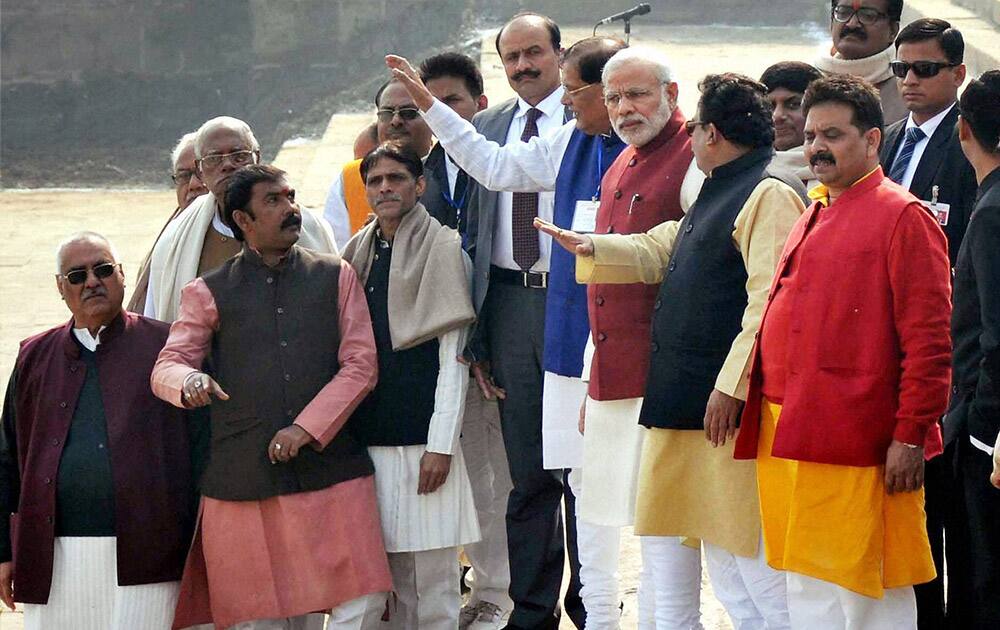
[757,400,935,598]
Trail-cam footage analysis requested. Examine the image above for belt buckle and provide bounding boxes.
[522,271,547,289]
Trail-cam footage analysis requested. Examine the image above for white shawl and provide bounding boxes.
[814,43,895,86]
[146,192,338,322]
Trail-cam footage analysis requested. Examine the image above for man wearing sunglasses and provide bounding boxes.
[879,22,978,628]
[815,0,908,124]
[144,116,337,323]
[0,232,196,629]
[323,80,433,249]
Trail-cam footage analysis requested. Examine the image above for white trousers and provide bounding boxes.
[23,537,179,630]
[386,547,461,629]
[228,593,387,630]
[229,614,325,629]
[459,383,513,610]
[641,536,704,630]
[703,542,789,629]
[569,468,654,629]
[786,572,917,629]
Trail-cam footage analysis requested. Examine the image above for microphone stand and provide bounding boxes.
[592,16,635,44]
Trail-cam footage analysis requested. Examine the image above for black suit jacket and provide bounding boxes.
[880,105,978,265]
[945,167,1000,448]
[421,142,454,227]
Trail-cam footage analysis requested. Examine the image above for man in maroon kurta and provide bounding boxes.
[152,165,392,629]
[1,232,195,629]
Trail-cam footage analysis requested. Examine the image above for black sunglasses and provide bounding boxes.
[890,60,958,79]
[685,120,706,136]
[832,5,888,25]
[376,107,421,123]
[58,262,120,285]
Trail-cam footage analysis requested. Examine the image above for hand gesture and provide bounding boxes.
[885,440,925,494]
[703,388,743,447]
[182,372,229,408]
[1,561,14,611]
[268,425,315,464]
[457,356,506,401]
[418,451,452,494]
[533,218,594,257]
[385,55,436,112]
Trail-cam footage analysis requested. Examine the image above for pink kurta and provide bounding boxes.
[151,262,392,629]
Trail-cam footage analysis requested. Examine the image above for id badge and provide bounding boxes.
[924,201,951,227]
[572,199,600,233]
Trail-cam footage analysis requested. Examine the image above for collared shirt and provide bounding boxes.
[808,165,882,207]
[492,87,565,272]
[72,325,106,351]
[893,103,956,190]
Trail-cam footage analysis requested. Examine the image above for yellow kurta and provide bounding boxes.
[575,176,806,556]
[757,400,936,598]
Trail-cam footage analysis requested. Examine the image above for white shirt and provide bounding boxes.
[893,103,956,191]
[491,88,565,272]
[73,326,106,352]
[322,172,353,250]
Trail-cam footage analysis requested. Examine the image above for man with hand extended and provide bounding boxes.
[152,164,391,630]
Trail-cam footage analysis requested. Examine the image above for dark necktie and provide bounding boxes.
[512,108,542,270]
[888,126,926,185]
[452,167,469,237]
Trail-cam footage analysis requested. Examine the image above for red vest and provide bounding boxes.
[588,108,693,400]
[5,312,194,603]
[734,170,950,466]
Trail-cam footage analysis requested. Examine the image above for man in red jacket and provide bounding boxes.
[733,75,952,627]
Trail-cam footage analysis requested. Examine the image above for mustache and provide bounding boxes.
[512,69,541,82]
[810,151,836,166]
[839,26,867,40]
[281,214,302,229]
[375,193,403,206]
[82,287,107,300]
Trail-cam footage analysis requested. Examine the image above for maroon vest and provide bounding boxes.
[6,312,194,604]
[588,108,693,400]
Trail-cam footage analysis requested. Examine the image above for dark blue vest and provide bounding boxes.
[543,129,626,377]
[640,147,799,430]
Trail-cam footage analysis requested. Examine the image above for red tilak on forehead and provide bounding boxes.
[852,0,862,9]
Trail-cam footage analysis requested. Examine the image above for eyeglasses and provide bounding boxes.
[171,169,196,185]
[685,120,706,136]
[376,107,421,123]
[890,60,959,79]
[603,87,658,107]
[832,4,889,25]
[562,82,599,97]
[57,262,121,285]
[197,150,256,170]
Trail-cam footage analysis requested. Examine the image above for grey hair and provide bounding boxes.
[170,132,199,172]
[55,231,119,273]
[193,116,260,159]
[601,46,674,85]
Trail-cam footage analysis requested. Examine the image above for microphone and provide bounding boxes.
[596,3,652,25]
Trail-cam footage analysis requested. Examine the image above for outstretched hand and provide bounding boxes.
[533,218,595,257]
[385,55,436,112]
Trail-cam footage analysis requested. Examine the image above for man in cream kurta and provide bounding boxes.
[144,116,336,322]
[344,144,480,629]
[538,73,807,629]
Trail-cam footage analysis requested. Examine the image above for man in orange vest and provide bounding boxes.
[323,81,433,248]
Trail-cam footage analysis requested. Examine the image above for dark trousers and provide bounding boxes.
[484,281,582,629]
[915,448,956,629]
[942,435,1000,629]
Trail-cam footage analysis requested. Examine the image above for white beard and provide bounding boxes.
[613,98,672,147]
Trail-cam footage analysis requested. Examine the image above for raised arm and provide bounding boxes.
[387,54,568,192]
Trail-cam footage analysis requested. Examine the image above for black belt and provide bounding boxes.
[490,265,548,289]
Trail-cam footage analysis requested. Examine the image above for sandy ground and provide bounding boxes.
[0,22,838,630]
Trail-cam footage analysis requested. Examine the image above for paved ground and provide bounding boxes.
[7,9,996,626]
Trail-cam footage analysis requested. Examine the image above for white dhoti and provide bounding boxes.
[541,371,586,470]
[578,395,645,526]
[386,547,461,630]
[368,444,480,552]
[22,536,180,630]
[786,572,917,629]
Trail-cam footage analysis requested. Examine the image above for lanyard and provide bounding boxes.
[592,141,603,202]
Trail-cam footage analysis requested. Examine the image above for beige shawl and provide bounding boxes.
[147,192,338,322]
[343,202,475,351]
[771,145,819,191]
[814,43,895,85]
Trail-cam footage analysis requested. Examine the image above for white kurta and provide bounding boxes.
[369,325,481,553]
[22,537,180,630]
